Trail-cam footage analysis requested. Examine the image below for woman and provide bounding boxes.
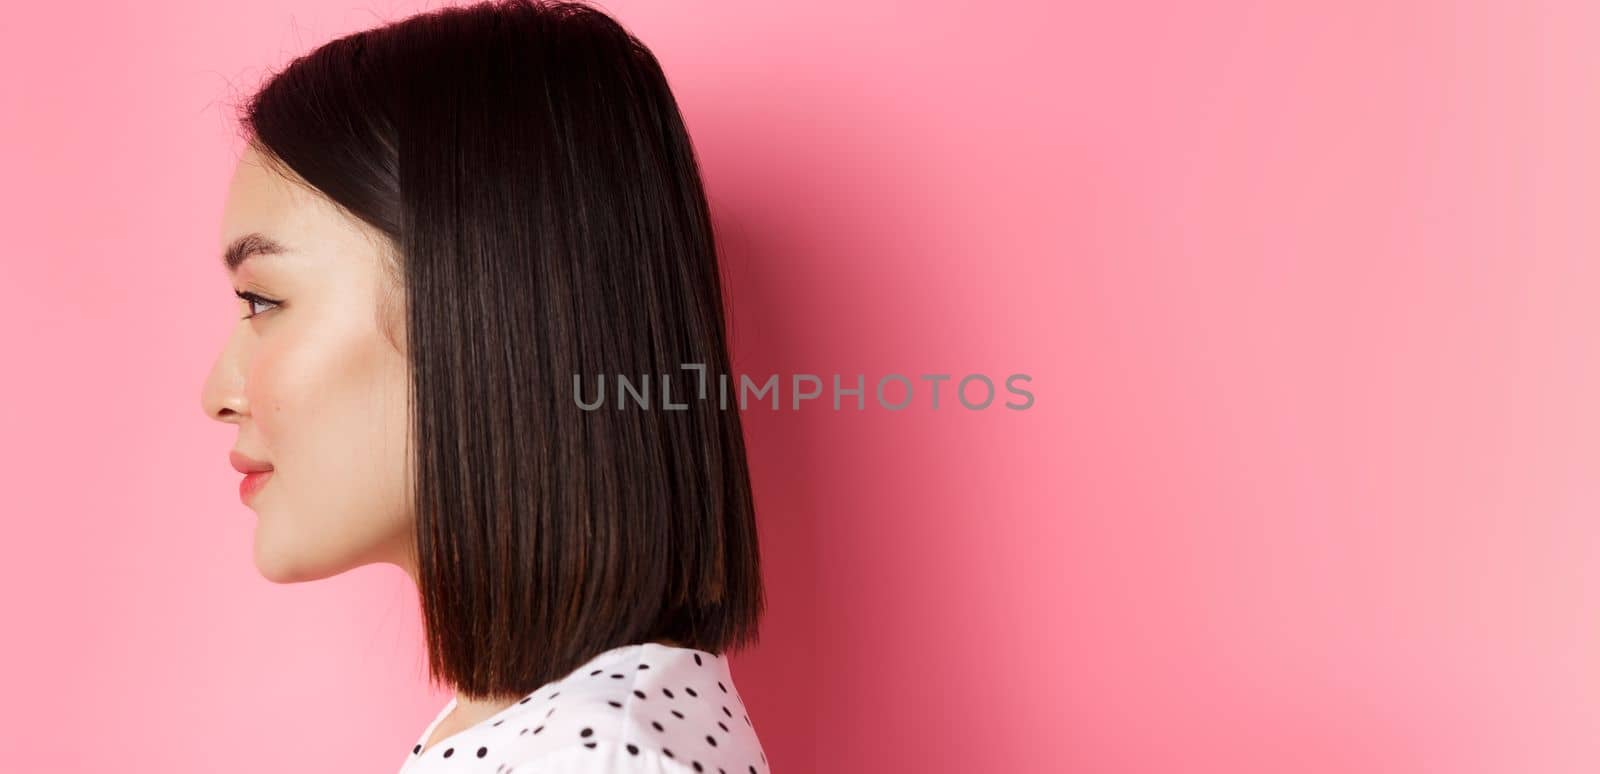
[198,2,769,772]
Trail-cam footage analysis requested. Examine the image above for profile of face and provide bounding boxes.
[201,144,415,584]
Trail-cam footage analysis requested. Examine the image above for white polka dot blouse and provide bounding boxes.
[396,642,769,774]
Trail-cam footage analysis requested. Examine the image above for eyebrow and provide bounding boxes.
[222,232,289,273]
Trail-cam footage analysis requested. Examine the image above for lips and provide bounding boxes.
[230,450,274,474]
[239,469,274,502]
[232,450,275,504]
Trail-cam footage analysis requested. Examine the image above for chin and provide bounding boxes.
[250,508,405,583]
[254,552,316,584]
[253,537,337,584]
[254,535,392,584]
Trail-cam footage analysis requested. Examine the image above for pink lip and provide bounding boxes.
[230,450,274,474]
[240,470,274,503]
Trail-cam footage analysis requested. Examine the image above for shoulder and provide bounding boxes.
[405,644,768,774]
[504,645,766,774]
[502,740,696,773]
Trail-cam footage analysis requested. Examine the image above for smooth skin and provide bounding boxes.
[203,145,683,751]
[200,144,524,740]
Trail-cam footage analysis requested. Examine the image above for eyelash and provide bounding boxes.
[234,289,281,319]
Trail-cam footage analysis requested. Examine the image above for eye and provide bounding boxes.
[234,289,281,319]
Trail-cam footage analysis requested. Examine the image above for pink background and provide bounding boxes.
[2,0,1597,771]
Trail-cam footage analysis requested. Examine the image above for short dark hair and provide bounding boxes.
[234,0,764,700]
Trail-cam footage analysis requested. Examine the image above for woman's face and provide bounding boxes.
[201,144,415,583]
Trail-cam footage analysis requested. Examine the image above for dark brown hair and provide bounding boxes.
[233,0,763,701]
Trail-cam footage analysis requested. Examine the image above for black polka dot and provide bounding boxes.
[404,644,761,772]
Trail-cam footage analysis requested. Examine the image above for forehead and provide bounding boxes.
[217,146,383,271]
[219,146,306,247]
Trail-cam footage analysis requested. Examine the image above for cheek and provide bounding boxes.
[247,325,411,488]
[243,342,288,449]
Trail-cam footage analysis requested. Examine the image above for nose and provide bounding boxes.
[201,324,250,424]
